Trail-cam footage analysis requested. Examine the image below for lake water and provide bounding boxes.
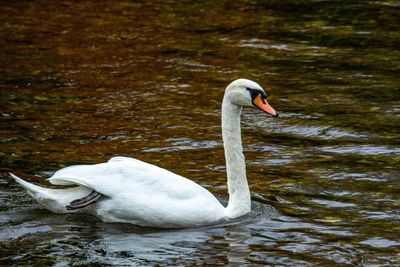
[0,0,399,265]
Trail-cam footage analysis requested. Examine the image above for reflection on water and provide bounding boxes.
[0,0,399,265]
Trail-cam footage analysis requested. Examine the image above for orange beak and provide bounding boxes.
[253,94,278,117]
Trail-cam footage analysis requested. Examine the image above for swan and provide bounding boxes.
[10,78,278,228]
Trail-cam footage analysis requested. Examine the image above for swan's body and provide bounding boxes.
[11,79,278,228]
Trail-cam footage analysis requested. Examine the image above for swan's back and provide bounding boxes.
[48,156,226,227]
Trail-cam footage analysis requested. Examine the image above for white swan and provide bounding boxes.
[10,78,278,228]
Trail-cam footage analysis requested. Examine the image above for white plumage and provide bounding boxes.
[11,79,278,228]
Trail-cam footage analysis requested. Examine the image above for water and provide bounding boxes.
[1,0,399,265]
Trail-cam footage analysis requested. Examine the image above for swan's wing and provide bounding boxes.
[48,156,214,201]
[48,156,225,227]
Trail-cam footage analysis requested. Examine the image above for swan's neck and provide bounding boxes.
[222,96,251,218]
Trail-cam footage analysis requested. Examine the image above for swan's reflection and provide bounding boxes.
[225,224,252,265]
[84,228,214,265]
[69,202,276,265]
[81,223,254,265]
[78,223,251,265]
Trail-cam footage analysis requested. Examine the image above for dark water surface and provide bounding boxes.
[1,0,399,265]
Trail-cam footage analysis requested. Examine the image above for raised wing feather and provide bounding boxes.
[48,156,214,201]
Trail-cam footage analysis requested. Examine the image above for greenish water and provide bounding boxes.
[1,0,399,265]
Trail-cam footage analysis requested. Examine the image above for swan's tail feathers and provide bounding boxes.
[10,173,49,199]
[10,173,93,213]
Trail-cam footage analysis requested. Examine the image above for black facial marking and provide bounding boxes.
[246,87,268,101]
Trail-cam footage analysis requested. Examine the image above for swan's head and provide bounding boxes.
[225,78,278,117]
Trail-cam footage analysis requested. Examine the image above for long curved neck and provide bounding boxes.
[222,95,251,218]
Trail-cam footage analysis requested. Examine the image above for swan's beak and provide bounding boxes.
[253,94,278,117]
